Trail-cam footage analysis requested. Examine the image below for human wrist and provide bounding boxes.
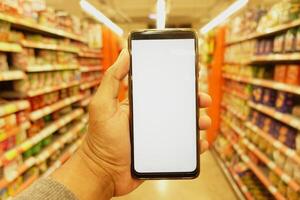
[52,145,114,200]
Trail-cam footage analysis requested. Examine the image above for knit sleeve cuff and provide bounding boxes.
[14,178,78,200]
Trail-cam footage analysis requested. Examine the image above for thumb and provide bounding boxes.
[90,49,129,120]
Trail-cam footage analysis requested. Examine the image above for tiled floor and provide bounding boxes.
[113,151,238,200]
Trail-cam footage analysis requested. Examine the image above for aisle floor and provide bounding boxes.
[113,151,238,200]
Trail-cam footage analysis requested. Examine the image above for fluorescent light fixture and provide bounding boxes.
[156,0,166,29]
[200,0,248,34]
[80,0,124,36]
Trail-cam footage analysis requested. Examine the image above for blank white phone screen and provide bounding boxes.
[131,39,197,173]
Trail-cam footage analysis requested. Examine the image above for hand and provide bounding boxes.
[52,49,212,200]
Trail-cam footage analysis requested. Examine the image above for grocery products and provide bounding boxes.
[0,0,106,198]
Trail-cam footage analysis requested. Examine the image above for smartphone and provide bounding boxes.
[128,29,199,179]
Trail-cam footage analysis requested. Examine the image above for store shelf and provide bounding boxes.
[36,121,86,164]
[223,86,248,100]
[222,116,246,137]
[80,66,103,72]
[29,95,84,121]
[0,157,36,189]
[25,64,79,72]
[80,79,101,90]
[248,101,300,131]
[230,141,286,200]
[221,103,247,121]
[223,74,300,96]
[78,52,102,58]
[42,137,83,178]
[21,40,79,53]
[245,122,300,166]
[0,109,84,165]
[228,167,255,200]
[13,174,38,196]
[211,148,247,200]
[252,53,300,62]
[27,81,80,97]
[0,120,86,190]
[242,138,300,192]
[0,70,26,82]
[0,42,22,52]
[226,18,300,45]
[0,121,31,143]
[0,100,30,118]
[0,13,86,43]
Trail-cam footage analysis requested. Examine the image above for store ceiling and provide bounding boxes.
[46,0,279,31]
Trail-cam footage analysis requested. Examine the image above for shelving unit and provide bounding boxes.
[21,40,80,54]
[0,42,22,52]
[0,71,26,82]
[0,13,86,43]
[226,18,300,45]
[213,2,300,199]
[25,64,79,72]
[0,2,107,198]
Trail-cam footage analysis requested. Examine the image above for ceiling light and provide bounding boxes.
[79,0,124,36]
[156,0,166,29]
[200,0,248,34]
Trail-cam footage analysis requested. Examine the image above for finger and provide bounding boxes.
[199,93,212,108]
[91,49,129,113]
[200,139,209,154]
[120,98,129,115]
[199,115,211,130]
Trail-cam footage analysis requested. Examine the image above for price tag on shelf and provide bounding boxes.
[286,148,296,158]
[273,141,282,149]
[4,104,16,115]
[53,142,60,150]
[4,149,17,161]
[241,186,248,193]
[25,157,36,167]
[290,119,299,129]
[281,174,291,183]
[44,107,52,115]
[274,112,283,120]
[267,161,276,170]
[268,186,277,194]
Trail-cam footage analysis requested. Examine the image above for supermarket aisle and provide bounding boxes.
[114,151,238,200]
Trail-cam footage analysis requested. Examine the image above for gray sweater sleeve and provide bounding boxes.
[13,178,78,200]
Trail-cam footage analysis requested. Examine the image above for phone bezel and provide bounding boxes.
[128,29,200,179]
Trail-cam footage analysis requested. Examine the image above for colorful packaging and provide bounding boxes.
[275,92,294,113]
[284,29,296,52]
[0,53,8,71]
[295,26,300,51]
[274,65,287,82]
[285,65,300,85]
[252,86,264,103]
[273,34,285,53]
[262,88,277,107]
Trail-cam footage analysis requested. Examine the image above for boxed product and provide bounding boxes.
[284,29,296,52]
[285,65,300,85]
[0,20,10,41]
[252,86,264,103]
[12,48,35,70]
[274,65,287,82]
[0,53,8,71]
[262,88,277,107]
[278,124,297,149]
[275,92,294,113]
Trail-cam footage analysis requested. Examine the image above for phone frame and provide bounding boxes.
[128,29,200,179]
